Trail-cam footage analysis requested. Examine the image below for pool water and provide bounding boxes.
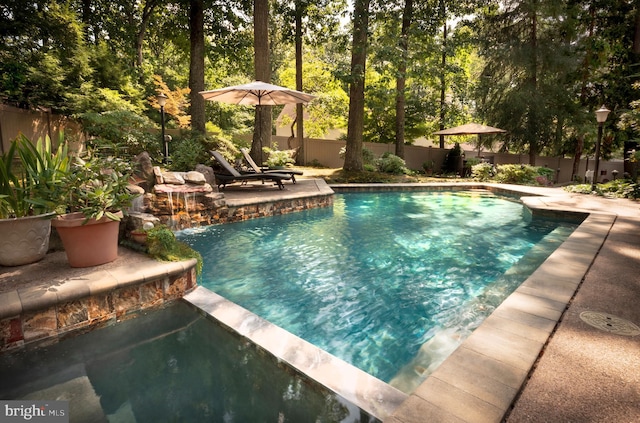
[0,302,374,423]
[179,191,578,391]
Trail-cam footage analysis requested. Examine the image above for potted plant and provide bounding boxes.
[0,134,70,266]
[51,153,137,267]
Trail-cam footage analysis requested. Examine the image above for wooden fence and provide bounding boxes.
[291,136,623,185]
[0,104,85,154]
[1,104,623,185]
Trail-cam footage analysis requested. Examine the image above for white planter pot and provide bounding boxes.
[0,213,55,266]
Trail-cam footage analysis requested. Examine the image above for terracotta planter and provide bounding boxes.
[0,213,55,266]
[52,211,123,268]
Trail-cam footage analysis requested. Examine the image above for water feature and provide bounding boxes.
[178,190,579,392]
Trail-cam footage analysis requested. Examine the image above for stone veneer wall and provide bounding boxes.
[0,267,197,353]
[145,191,334,230]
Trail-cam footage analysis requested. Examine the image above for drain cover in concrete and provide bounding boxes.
[579,311,640,336]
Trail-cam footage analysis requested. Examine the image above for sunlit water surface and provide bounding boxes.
[179,191,578,392]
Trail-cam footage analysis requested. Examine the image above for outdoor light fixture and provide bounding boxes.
[592,105,610,191]
[157,93,169,163]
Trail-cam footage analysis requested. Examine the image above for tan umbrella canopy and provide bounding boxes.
[200,81,316,159]
[199,81,316,106]
[432,122,506,136]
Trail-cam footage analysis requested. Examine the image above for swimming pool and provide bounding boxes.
[179,190,579,393]
[0,302,376,422]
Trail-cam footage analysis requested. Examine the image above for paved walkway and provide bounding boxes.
[506,194,640,422]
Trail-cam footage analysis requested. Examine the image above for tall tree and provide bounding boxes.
[134,0,160,67]
[295,1,305,162]
[438,0,447,149]
[189,0,205,133]
[476,0,567,164]
[394,0,413,158]
[344,0,371,171]
[251,0,272,162]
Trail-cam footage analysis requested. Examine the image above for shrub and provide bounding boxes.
[170,137,204,172]
[263,144,295,167]
[80,110,160,161]
[564,180,640,199]
[146,225,203,274]
[169,128,238,172]
[375,152,408,175]
[471,163,495,181]
[494,164,537,184]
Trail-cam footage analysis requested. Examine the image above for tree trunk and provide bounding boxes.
[134,0,158,67]
[395,0,413,159]
[439,0,446,149]
[634,5,640,55]
[572,135,584,181]
[189,0,206,134]
[82,0,92,43]
[251,0,272,163]
[295,2,305,164]
[527,2,538,166]
[344,0,371,171]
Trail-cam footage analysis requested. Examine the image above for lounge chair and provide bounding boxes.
[240,148,303,184]
[210,151,291,190]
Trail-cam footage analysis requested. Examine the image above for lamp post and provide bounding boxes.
[157,93,168,164]
[592,105,611,191]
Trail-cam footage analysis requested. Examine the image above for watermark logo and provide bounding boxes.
[0,401,68,423]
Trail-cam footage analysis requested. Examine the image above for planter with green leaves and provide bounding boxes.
[0,135,69,266]
[51,154,137,267]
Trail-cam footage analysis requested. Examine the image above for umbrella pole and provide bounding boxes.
[257,102,263,165]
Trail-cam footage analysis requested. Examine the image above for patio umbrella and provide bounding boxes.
[200,81,316,161]
[433,123,506,155]
[200,80,316,105]
[432,122,506,136]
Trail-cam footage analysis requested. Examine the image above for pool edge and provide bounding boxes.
[183,286,408,421]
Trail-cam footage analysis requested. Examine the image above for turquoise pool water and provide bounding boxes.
[179,190,578,391]
[0,302,373,422]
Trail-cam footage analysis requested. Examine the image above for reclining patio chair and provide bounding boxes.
[210,150,291,190]
[240,148,303,184]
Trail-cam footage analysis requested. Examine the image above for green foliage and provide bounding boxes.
[564,180,640,200]
[0,134,70,219]
[169,128,238,172]
[375,152,408,175]
[471,163,495,181]
[263,145,295,168]
[58,153,136,222]
[465,157,482,168]
[170,137,205,172]
[494,164,554,186]
[80,111,160,161]
[146,225,203,274]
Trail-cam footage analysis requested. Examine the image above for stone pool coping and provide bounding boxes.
[184,287,408,421]
[0,249,198,351]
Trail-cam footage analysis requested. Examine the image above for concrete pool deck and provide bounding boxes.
[1,179,638,422]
